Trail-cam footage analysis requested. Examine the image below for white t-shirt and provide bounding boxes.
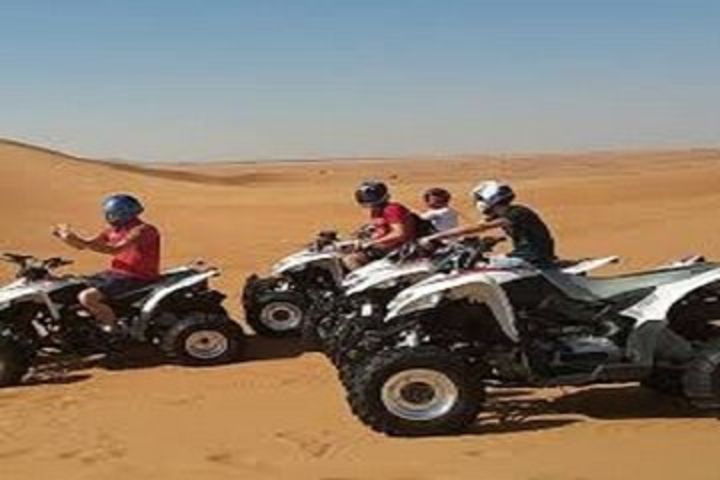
[421,207,459,232]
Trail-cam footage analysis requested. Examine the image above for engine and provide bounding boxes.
[528,331,623,377]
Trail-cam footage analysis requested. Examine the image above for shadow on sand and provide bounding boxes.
[461,385,719,437]
[23,335,307,387]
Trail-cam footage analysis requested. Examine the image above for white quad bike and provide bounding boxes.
[0,253,246,387]
[344,256,720,436]
[242,228,392,337]
[313,237,619,368]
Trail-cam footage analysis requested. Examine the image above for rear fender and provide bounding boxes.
[622,267,720,326]
[561,256,620,275]
[140,270,220,323]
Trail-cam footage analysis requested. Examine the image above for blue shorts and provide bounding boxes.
[86,271,152,298]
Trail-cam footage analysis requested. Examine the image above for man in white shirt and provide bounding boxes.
[421,187,459,233]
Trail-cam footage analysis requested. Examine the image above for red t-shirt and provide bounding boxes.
[370,202,416,250]
[101,219,161,280]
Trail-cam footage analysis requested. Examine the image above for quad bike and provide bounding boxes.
[303,237,508,357]
[0,253,246,387]
[313,238,619,376]
[242,227,390,337]
[342,255,720,436]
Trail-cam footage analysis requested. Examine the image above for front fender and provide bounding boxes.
[344,262,432,296]
[385,270,520,342]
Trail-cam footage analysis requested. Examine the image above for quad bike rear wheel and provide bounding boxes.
[0,334,32,387]
[683,349,720,409]
[641,365,684,396]
[160,312,245,366]
[346,346,484,436]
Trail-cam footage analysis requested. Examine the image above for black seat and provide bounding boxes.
[111,269,198,303]
[542,263,717,303]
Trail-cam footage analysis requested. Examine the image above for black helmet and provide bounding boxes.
[423,187,452,204]
[355,180,389,207]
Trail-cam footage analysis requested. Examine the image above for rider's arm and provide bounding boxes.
[84,225,146,255]
[55,225,145,255]
[424,218,509,243]
[366,222,407,249]
[53,226,97,250]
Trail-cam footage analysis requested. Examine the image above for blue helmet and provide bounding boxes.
[103,194,144,226]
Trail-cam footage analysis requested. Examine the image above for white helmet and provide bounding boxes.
[472,181,515,212]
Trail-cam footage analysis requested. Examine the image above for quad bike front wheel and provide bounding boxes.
[346,346,485,437]
[244,287,306,337]
[0,334,32,388]
[160,312,246,366]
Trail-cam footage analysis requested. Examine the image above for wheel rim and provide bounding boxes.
[260,302,304,331]
[381,368,459,421]
[184,330,229,360]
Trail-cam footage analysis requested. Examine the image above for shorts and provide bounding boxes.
[86,271,153,298]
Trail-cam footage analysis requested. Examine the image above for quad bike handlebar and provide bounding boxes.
[1,252,74,280]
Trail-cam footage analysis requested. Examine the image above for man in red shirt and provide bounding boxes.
[53,194,161,334]
[344,181,417,270]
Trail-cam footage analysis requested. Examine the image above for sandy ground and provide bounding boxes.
[1,139,720,479]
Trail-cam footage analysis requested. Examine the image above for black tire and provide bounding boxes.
[683,349,720,408]
[346,346,484,437]
[641,366,684,396]
[0,334,32,387]
[160,312,246,366]
[245,290,306,337]
[300,311,323,351]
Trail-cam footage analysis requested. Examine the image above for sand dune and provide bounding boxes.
[1,141,720,479]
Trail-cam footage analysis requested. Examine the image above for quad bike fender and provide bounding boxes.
[560,256,620,275]
[140,270,220,323]
[271,250,345,285]
[385,270,520,342]
[344,261,433,296]
[341,257,395,289]
[0,285,59,320]
[621,267,720,326]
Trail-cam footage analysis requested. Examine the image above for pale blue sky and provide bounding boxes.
[1,0,718,162]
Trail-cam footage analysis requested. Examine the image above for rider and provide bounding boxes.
[344,180,417,270]
[422,181,556,268]
[52,194,161,334]
[421,187,459,233]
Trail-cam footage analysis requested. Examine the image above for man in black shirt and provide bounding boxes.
[422,181,556,267]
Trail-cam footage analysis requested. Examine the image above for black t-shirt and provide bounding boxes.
[499,205,556,264]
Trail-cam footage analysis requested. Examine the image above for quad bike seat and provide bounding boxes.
[541,263,717,303]
[110,269,200,304]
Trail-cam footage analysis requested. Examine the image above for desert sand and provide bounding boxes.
[1,139,720,479]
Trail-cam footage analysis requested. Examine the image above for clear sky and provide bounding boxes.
[1,0,718,162]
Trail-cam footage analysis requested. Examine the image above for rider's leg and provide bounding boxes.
[343,252,369,271]
[78,288,118,331]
